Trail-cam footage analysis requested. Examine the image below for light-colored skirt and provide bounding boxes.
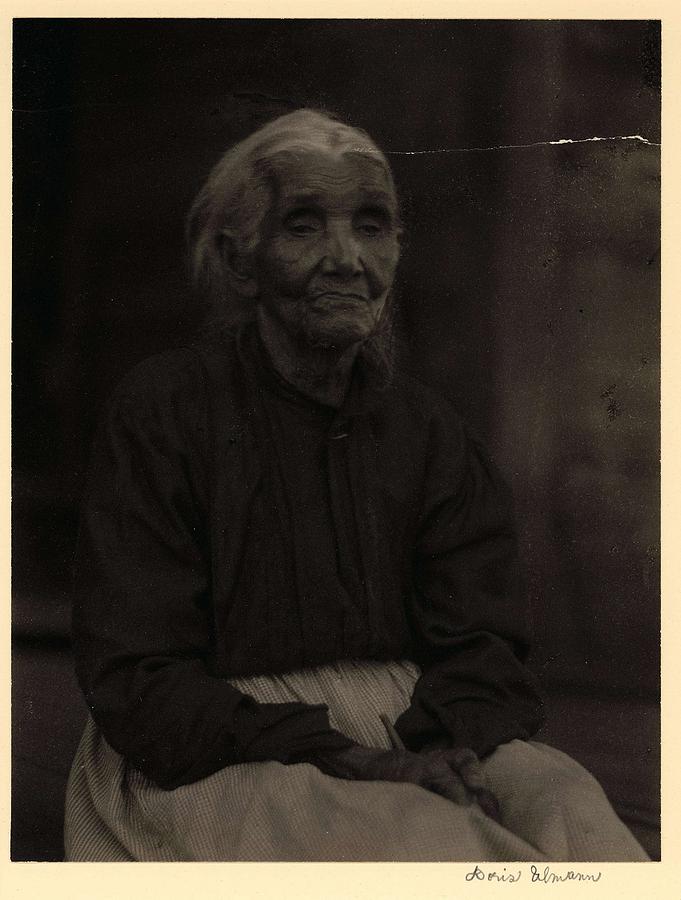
[64,659,648,862]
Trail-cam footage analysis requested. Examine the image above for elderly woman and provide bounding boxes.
[64,109,647,862]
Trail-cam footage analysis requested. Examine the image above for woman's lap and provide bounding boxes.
[64,661,649,862]
[481,740,648,861]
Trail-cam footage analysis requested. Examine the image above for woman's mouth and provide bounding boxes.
[311,292,367,305]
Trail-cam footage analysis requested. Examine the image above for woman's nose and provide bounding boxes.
[321,224,363,277]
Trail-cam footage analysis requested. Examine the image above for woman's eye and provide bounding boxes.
[287,223,319,235]
[355,210,390,236]
[356,221,384,236]
[283,213,322,236]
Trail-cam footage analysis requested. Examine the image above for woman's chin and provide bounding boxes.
[303,309,376,350]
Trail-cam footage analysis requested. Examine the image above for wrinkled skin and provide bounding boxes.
[254,149,401,352]
[316,744,501,822]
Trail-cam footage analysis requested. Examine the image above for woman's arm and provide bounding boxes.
[393,410,545,758]
[72,366,353,790]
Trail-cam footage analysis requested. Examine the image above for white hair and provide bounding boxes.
[187,108,398,310]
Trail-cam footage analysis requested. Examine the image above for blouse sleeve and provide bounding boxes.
[72,367,352,790]
[394,409,545,758]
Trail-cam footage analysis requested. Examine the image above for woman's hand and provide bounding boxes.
[430,746,501,822]
[314,744,500,821]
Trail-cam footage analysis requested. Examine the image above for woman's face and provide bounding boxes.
[254,148,401,350]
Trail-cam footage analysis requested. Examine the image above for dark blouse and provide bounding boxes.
[72,321,544,789]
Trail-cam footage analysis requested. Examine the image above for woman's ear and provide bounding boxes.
[219,232,259,299]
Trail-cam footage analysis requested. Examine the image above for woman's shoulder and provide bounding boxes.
[382,372,496,472]
[386,370,467,432]
[109,327,242,416]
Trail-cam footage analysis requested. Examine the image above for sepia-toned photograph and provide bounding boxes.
[12,18,660,863]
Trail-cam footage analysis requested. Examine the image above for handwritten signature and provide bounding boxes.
[465,864,603,884]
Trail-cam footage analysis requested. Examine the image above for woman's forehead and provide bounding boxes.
[271,148,397,210]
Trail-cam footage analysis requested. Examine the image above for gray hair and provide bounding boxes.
[187,108,399,313]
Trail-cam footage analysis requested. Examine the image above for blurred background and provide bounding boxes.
[12,19,660,860]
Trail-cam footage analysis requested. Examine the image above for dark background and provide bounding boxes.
[12,19,660,860]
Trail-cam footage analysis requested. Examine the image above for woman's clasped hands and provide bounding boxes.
[314,744,501,822]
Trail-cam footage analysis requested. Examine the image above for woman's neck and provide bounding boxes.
[256,308,360,408]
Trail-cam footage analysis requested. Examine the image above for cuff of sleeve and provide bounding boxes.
[238,700,354,764]
[394,698,538,759]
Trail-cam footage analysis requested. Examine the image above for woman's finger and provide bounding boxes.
[474,788,502,823]
[456,758,486,791]
[447,748,478,770]
[440,748,486,791]
[425,769,471,806]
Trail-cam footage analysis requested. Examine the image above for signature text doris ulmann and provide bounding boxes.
[465,865,603,884]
